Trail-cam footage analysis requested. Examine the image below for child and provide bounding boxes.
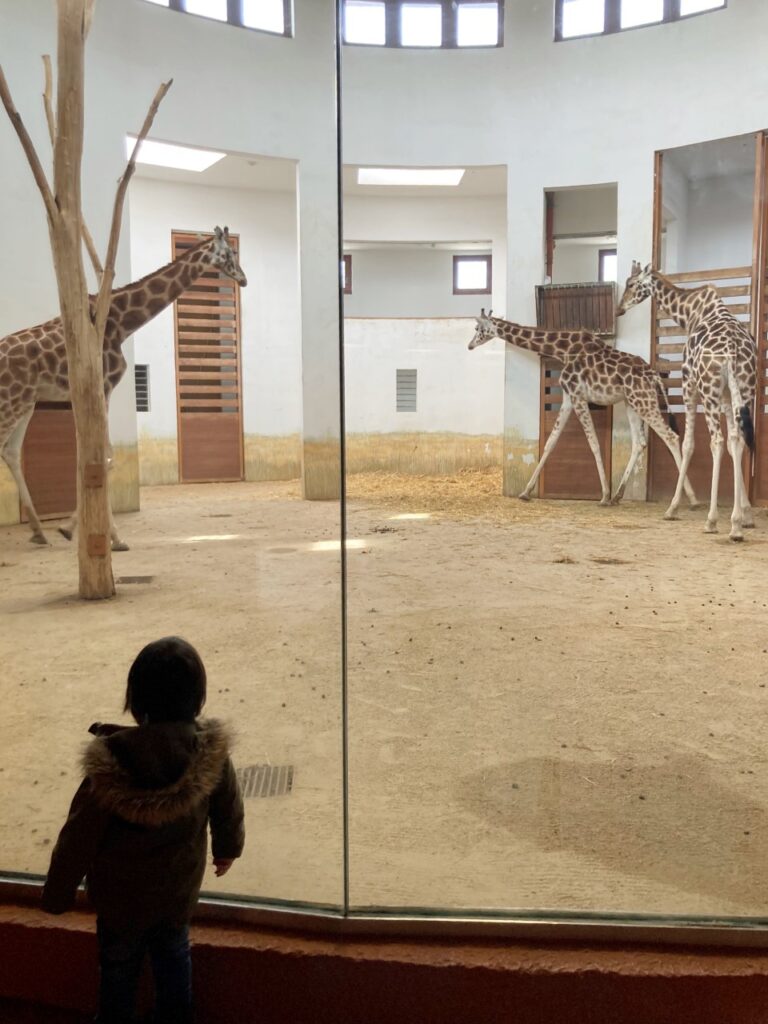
[42,636,245,1024]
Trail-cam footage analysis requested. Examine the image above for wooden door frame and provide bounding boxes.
[171,229,245,484]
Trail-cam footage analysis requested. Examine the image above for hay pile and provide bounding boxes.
[345,467,659,528]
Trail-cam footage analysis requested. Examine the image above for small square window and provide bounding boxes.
[680,0,724,12]
[344,0,386,44]
[401,3,442,46]
[457,3,499,46]
[620,0,663,28]
[599,248,617,283]
[242,0,285,33]
[183,0,227,21]
[342,254,352,295]
[559,0,605,38]
[453,255,492,295]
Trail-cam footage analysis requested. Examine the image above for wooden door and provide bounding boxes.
[20,401,77,520]
[173,232,244,483]
[538,359,613,500]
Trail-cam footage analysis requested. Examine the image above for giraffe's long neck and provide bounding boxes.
[650,273,708,332]
[492,318,581,360]
[104,242,214,343]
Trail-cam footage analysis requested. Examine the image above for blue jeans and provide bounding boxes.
[95,918,193,1024]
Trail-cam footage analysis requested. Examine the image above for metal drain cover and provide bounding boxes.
[237,764,294,798]
[116,575,154,584]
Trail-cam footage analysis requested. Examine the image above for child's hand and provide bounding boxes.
[213,858,234,877]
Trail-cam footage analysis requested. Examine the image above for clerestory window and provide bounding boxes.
[555,0,725,41]
[342,0,503,48]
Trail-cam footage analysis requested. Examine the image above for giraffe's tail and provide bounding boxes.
[654,372,679,436]
[726,360,755,452]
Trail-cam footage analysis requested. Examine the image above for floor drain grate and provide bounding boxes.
[116,576,155,584]
[237,764,294,798]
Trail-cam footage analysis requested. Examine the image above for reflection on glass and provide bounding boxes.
[344,0,386,44]
[457,2,499,46]
[561,0,604,37]
[620,0,663,28]
[184,0,227,21]
[401,2,442,46]
[680,0,724,13]
[243,0,285,33]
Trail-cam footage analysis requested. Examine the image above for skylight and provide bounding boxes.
[184,0,227,20]
[620,0,663,28]
[400,3,442,47]
[344,0,386,44]
[457,3,499,46]
[242,0,285,32]
[358,168,466,186]
[561,0,604,37]
[126,136,226,172]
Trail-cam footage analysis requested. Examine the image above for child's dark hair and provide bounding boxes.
[125,637,207,723]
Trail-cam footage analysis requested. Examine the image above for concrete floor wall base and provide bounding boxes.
[4,903,768,1024]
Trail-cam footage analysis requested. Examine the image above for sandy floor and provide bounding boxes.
[3,471,768,921]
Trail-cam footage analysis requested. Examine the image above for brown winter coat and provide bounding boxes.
[42,718,245,932]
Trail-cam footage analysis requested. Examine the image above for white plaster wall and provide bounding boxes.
[0,0,339,452]
[344,248,492,318]
[128,177,301,444]
[344,319,503,435]
[552,243,606,284]
[342,0,768,447]
[683,172,754,271]
[552,187,617,237]
[343,195,506,312]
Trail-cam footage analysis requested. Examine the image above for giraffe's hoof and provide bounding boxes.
[730,533,745,543]
[688,501,704,511]
[704,522,718,535]
[58,527,73,541]
[517,492,532,503]
[111,541,130,553]
[663,512,679,522]
[29,533,48,546]
[610,496,623,506]
[743,521,756,530]
[598,499,612,507]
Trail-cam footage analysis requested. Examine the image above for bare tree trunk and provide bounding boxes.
[50,0,114,598]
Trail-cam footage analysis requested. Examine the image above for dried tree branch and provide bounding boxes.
[0,64,57,223]
[43,54,103,278]
[93,77,172,338]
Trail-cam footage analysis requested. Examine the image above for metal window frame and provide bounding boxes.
[162,0,294,37]
[342,0,504,49]
[453,253,492,295]
[554,0,726,42]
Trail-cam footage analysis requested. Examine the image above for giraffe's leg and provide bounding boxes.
[702,404,724,535]
[611,406,645,505]
[59,441,129,551]
[570,398,612,506]
[664,404,697,521]
[644,411,700,509]
[723,403,749,539]
[1,408,48,545]
[519,394,573,501]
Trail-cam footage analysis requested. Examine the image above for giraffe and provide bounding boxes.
[0,226,246,549]
[617,261,756,541]
[467,309,699,507]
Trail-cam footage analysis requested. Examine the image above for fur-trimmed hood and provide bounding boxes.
[82,718,233,828]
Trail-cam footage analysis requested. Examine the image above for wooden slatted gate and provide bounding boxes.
[647,266,752,503]
[173,231,244,483]
[20,401,77,520]
[535,281,615,499]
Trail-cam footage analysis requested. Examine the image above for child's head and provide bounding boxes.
[125,636,207,724]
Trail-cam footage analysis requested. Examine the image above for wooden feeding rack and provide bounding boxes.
[535,281,617,337]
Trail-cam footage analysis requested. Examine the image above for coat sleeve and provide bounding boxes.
[209,757,245,860]
[41,779,110,915]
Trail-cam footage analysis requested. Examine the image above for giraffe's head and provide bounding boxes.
[616,260,652,316]
[206,226,248,286]
[468,309,497,350]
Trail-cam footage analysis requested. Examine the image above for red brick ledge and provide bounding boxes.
[3,903,768,1023]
